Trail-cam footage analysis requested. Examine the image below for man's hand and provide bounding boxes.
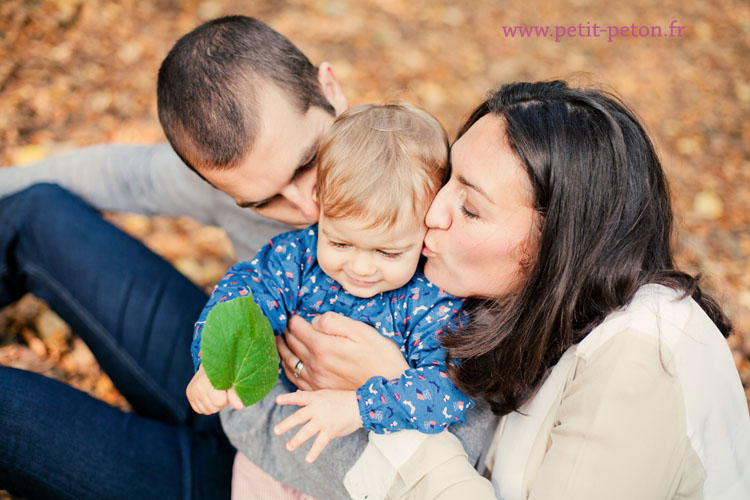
[186,364,244,414]
[274,389,362,463]
[277,312,410,391]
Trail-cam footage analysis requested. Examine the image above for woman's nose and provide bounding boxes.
[425,185,452,230]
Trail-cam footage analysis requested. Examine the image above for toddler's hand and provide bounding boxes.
[274,390,362,463]
[186,364,244,414]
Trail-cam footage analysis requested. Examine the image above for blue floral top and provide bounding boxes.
[191,224,472,434]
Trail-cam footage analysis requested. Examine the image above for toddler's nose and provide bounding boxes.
[349,252,376,277]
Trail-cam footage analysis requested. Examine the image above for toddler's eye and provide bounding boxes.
[330,241,349,249]
[378,250,402,259]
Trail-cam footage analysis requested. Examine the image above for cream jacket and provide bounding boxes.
[345,285,750,499]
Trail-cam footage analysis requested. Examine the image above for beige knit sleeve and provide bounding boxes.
[387,431,496,500]
[526,330,702,500]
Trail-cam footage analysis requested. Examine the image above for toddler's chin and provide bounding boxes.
[343,286,380,298]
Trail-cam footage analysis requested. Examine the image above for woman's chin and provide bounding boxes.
[424,258,449,290]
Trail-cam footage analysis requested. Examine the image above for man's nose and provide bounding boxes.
[282,184,320,223]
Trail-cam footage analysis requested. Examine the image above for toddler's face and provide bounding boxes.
[317,211,427,298]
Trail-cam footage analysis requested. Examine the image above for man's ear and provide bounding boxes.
[317,62,348,115]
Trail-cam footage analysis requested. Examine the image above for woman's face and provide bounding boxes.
[422,114,539,298]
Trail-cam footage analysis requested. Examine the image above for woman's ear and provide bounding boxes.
[317,62,348,115]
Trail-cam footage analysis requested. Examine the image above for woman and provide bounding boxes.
[279,81,750,499]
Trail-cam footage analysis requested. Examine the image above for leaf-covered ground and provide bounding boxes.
[0,1,748,485]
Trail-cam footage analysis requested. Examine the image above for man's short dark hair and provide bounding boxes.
[157,16,335,171]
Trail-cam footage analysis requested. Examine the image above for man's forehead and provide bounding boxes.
[249,86,317,170]
[228,96,333,202]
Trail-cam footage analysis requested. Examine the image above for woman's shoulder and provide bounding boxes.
[567,284,750,499]
[577,284,725,359]
[575,283,745,421]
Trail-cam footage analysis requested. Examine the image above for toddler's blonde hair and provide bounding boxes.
[316,103,449,229]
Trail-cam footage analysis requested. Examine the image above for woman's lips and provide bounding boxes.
[422,241,436,257]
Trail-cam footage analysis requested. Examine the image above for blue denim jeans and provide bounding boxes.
[0,184,234,499]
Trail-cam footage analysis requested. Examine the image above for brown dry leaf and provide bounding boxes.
[9,144,49,165]
[21,327,47,358]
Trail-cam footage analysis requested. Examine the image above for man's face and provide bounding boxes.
[195,83,336,228]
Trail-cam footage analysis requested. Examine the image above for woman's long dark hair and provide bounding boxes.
[442,81,732,416]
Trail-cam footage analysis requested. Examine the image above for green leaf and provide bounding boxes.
[200,295,278,406]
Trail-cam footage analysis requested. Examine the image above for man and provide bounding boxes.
[0,16,490,500]
[0,16,347,500]
[0,16,347,258]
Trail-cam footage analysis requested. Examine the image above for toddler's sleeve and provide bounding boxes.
[190,227,315,371]
[355,293,472,434]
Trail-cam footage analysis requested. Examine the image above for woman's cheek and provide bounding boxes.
[461,232,520,295]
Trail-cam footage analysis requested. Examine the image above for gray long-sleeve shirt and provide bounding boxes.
[0,142,289,259]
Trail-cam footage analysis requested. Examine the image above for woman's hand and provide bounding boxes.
[277,312,410,391]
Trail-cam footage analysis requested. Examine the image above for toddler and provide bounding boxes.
[187,103,472,495]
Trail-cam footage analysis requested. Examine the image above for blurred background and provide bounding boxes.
[0,0,748,464]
